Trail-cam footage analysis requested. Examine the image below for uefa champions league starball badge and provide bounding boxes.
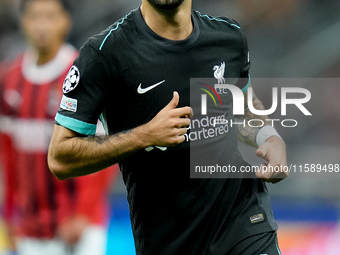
[63,66,80,94]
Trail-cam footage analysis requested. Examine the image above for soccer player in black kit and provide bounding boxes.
[48,0,288,254]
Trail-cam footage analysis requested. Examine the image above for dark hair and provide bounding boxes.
[20,0,72,14]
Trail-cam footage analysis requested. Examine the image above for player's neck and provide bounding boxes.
[140,1,193,41]
[35,43,62,66]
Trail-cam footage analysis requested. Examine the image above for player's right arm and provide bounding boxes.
[48,91,191,180]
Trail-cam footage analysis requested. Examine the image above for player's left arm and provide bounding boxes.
[238,84,288,183]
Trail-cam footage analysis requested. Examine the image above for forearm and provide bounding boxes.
[48,125,149,180]
[48,92,191,179]
[237,87,269,147]
[237,88,288,183]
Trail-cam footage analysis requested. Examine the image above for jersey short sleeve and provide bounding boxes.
[55,42,112,135]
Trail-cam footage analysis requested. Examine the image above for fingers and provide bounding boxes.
[255,163,288,184]
[255,138,288,183]
[163,91,193,117]
[146,91,192,147]
[164,92,193,117]
[177,118,191,128]
[164,92,192,128]
[256,146,268,161]
[187,107,194,118]
[173,106,193,118]
[162,127,187,146]
[255,161,289,183]
[255,148,265,158]
[164,91,180,110]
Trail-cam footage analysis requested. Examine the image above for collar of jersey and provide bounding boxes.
[133,7,199,51]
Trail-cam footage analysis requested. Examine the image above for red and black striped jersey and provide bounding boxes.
[0,44,118,238]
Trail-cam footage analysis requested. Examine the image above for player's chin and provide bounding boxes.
[148,0,185,11]
[34,40,52,51]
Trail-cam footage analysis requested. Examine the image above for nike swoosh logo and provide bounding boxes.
[145,146,168,152]
[137,80,165,94]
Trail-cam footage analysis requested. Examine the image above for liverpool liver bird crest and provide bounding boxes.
[213,62,225,84]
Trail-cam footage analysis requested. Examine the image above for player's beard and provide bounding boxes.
[146,0,186,11]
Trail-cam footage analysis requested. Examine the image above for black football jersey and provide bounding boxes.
[56,8,277,255]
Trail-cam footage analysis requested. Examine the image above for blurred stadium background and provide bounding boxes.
[1,0,340,254]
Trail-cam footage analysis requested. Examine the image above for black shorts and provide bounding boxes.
[228,231,281,255]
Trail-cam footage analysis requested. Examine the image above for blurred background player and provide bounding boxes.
[0,0,118,254]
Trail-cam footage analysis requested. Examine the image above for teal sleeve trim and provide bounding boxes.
[241,75,251,92]
[99,11,133,50]
[55,113,96,136]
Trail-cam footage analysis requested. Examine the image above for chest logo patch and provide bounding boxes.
[213,62,225,84]
[137,80,165,94]
[63,66,80,94]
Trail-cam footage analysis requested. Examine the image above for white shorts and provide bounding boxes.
[17,225,107,255]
